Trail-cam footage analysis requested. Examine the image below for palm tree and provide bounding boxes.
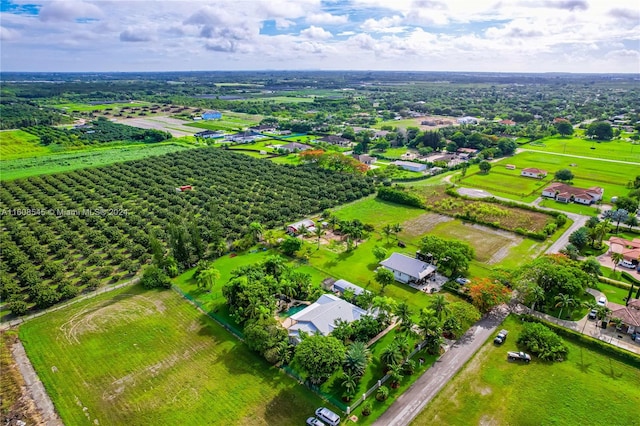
[394,335,411,358]
[382,224,393,243]
[554,293,575,319]
[394,302,413,333]
[313,226,326,249]
[197,267,220,292]
[428,294,450,320]
[388,362,404,388]
[341,372,358,400]
[612,252,624,272]
[343,342,370,378]
[418,312,443,355]
[380,342,403,369]
[594,220,609,248]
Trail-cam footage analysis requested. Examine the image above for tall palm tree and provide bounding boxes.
[249,221,263,243]
[388,362,404,388]
[594,220,609,248]
[429,294,450,320]
[554,293,575,319]
[313,226,326,249]
[395,302,413,333]
[611,252,624,272]
[197,267,220,292]
[418,312,443,355]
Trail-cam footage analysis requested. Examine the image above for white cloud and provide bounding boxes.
[39,0,103,23]
[0,26,20,41]
[307,12,349,25]
[120,28,153,43]
[300,25,332,40]
[361,15,404,32]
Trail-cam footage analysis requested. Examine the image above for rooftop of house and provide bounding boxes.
[332,279,366,296]
[288,294,368,337]
[380,252,436,279]
[522,167,547,174]
[544,182,603,197]
[609,302,640,327]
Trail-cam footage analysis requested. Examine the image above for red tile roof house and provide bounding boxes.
[521,167,547,178]
[542,182,603,205]
[499,119,516,126]
[608,301,640,335]
[608,237,640,263]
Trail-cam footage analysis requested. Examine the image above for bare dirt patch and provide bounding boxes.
[59,294,166,344]
[402,212,453,236]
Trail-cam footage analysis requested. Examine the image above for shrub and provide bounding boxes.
[140,265,171,289]
[376,385,389,401]
[377,186,425,208]
[517,322,568,361]
[8,299,28,316]
[361,401,372,416]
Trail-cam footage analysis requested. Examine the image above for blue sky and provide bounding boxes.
[1,0,638,72]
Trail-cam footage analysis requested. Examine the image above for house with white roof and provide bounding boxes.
[284,294,369,344]
[331,279,366,296]
[392,160,427,172]
[379,252,436,285]
[287,219,316,235]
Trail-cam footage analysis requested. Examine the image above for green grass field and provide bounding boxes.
[256,96,316,103]
[50,101,151,112]
[19,285,325,426]
[184,111,262,132]
[0,130,49,159]
[412,315,640,425]
[524,136,640,162]
[461,151,637,202]
[0,143,191,180]
[458,167,552,201]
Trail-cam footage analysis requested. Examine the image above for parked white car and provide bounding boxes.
[597,296,607,307]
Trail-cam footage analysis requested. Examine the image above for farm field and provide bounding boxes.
[482,151,637,201]
[0,130,49,159]
[523,136,640,162]
[184,111,262,132]
[19,285,324,425]
[255,96,315,103]
[0,143,191,180]
[412,315,640,426]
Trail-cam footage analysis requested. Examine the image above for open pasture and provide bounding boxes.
[469,151,637,201]
[0,129,49,159]
[412,315,640,426]
[524,135,640,162]
[459,166,552,201]
[19,285,324,426]
[51,101,151,113]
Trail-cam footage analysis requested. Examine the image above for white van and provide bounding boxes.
[620,260,635,269]
[315,407,340,426]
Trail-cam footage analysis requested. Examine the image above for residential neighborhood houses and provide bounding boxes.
[280,142,312,152]
[608,299,640,336]
[542,182,604,205]
[608,237,640,264]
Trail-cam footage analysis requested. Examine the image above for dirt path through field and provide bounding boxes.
[10,340,62,426]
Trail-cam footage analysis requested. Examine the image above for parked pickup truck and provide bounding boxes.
[507,351,531,363]
[494,329,508,345]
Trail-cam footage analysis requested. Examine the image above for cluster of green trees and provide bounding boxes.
[0,98,70,129]
[23,118,171,147]
[419,235,475,277]
[0,149,374,314]
[376,186,425,208]
[517,322,568,362]
[512,255,598,313]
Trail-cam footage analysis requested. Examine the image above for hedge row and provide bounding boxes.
[377,186,425,208]
[518,314,640,367]
[621,271,640,286]
[597,275,633,290]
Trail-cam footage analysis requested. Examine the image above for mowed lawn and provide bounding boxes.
[0,129,49,159]
[459,167,552,201]
[19,285,324,426]
[485,151,637,200]
[412,315,640,426]
[525,136,640,162]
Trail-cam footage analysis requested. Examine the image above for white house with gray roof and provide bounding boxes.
[380,252,436,284]
[285,294,368,344]
[331,279,366,296]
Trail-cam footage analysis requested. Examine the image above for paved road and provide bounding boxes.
[373,309,509,426]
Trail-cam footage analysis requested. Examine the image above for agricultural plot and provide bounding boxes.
[524,136,640,162]
[0,148,374,313]
[51,101,151,113]
[412,185,555,234]
[0,130,49,159]
[487,151,637,201]
[0,143,190,181]
[412,315,640,426]
[19,285,324,425]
